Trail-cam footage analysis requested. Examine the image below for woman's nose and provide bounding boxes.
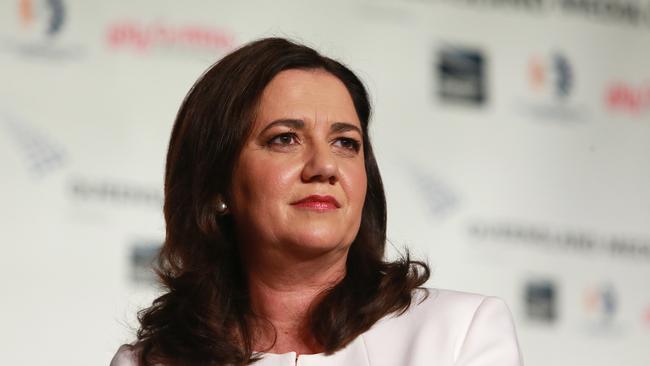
[301,142,339,185]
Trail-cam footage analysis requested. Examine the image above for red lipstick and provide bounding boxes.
[291,195,341,211]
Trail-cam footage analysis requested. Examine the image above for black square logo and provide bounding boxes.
[130,241,162,285]
[437,47,486,105]
[525,280,557,323]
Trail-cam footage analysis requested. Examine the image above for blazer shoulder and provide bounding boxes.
[416,288,522,365]
[366,288,492,338]
[110,344,139,366]
[417,287,489,310]
[363,288,523,365]
[395,288,491,323]
[452,294,523,365]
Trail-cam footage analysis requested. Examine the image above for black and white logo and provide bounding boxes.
[525,280,557,323]
[437,46,486,105]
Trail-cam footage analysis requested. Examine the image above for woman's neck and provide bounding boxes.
[245,248,348,355]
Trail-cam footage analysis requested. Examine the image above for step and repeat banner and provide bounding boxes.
[1,0,649,365]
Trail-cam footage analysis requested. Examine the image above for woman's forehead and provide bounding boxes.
[253,69,360,129]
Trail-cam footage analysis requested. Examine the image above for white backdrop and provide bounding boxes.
[1,1,649,365]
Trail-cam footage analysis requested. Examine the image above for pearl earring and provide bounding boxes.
[216,199,228,214]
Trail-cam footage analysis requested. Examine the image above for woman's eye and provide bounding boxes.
[268,132,299,146]
[333,137,361,152]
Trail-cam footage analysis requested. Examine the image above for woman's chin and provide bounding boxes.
[282,233,351,259]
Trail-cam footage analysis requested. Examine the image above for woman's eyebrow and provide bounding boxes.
[260,119,362,136]
[261,118,305,133]
[330,122,362,136]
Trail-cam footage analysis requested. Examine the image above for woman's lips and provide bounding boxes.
[291,195,341,210]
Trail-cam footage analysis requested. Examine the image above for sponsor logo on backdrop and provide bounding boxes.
[0,109,66,178]
[437,46,487,106]
[525,280,558,323]
[4,0,83,59]
[69,178,163,207]
[560,0,650,28]
[130,240,162,285]
[529,53,572,100]
[20,0,65,36]
[517,52,586,121]
[643,305,650,328]
[468,220,650,261]
[430,0,650,29]
[605,82,650,116]
[432,0,548,13]
[583,283,620,331]
[403,164,460,218]
[106,21,236,56]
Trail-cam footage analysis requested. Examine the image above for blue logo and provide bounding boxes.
[10,0,82,60]
[19,0,66,38]
[584,283,617,325]
[529,52,573,100]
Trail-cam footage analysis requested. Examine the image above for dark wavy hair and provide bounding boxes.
[134,37,429,366]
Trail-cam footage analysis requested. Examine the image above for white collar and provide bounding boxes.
[254,335,370,366]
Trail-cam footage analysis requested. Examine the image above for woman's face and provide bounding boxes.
[230,69,367,259]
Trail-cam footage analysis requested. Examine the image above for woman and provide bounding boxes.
[111,37,522,366]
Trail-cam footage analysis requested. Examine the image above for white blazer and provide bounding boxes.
[111,288,523,366]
